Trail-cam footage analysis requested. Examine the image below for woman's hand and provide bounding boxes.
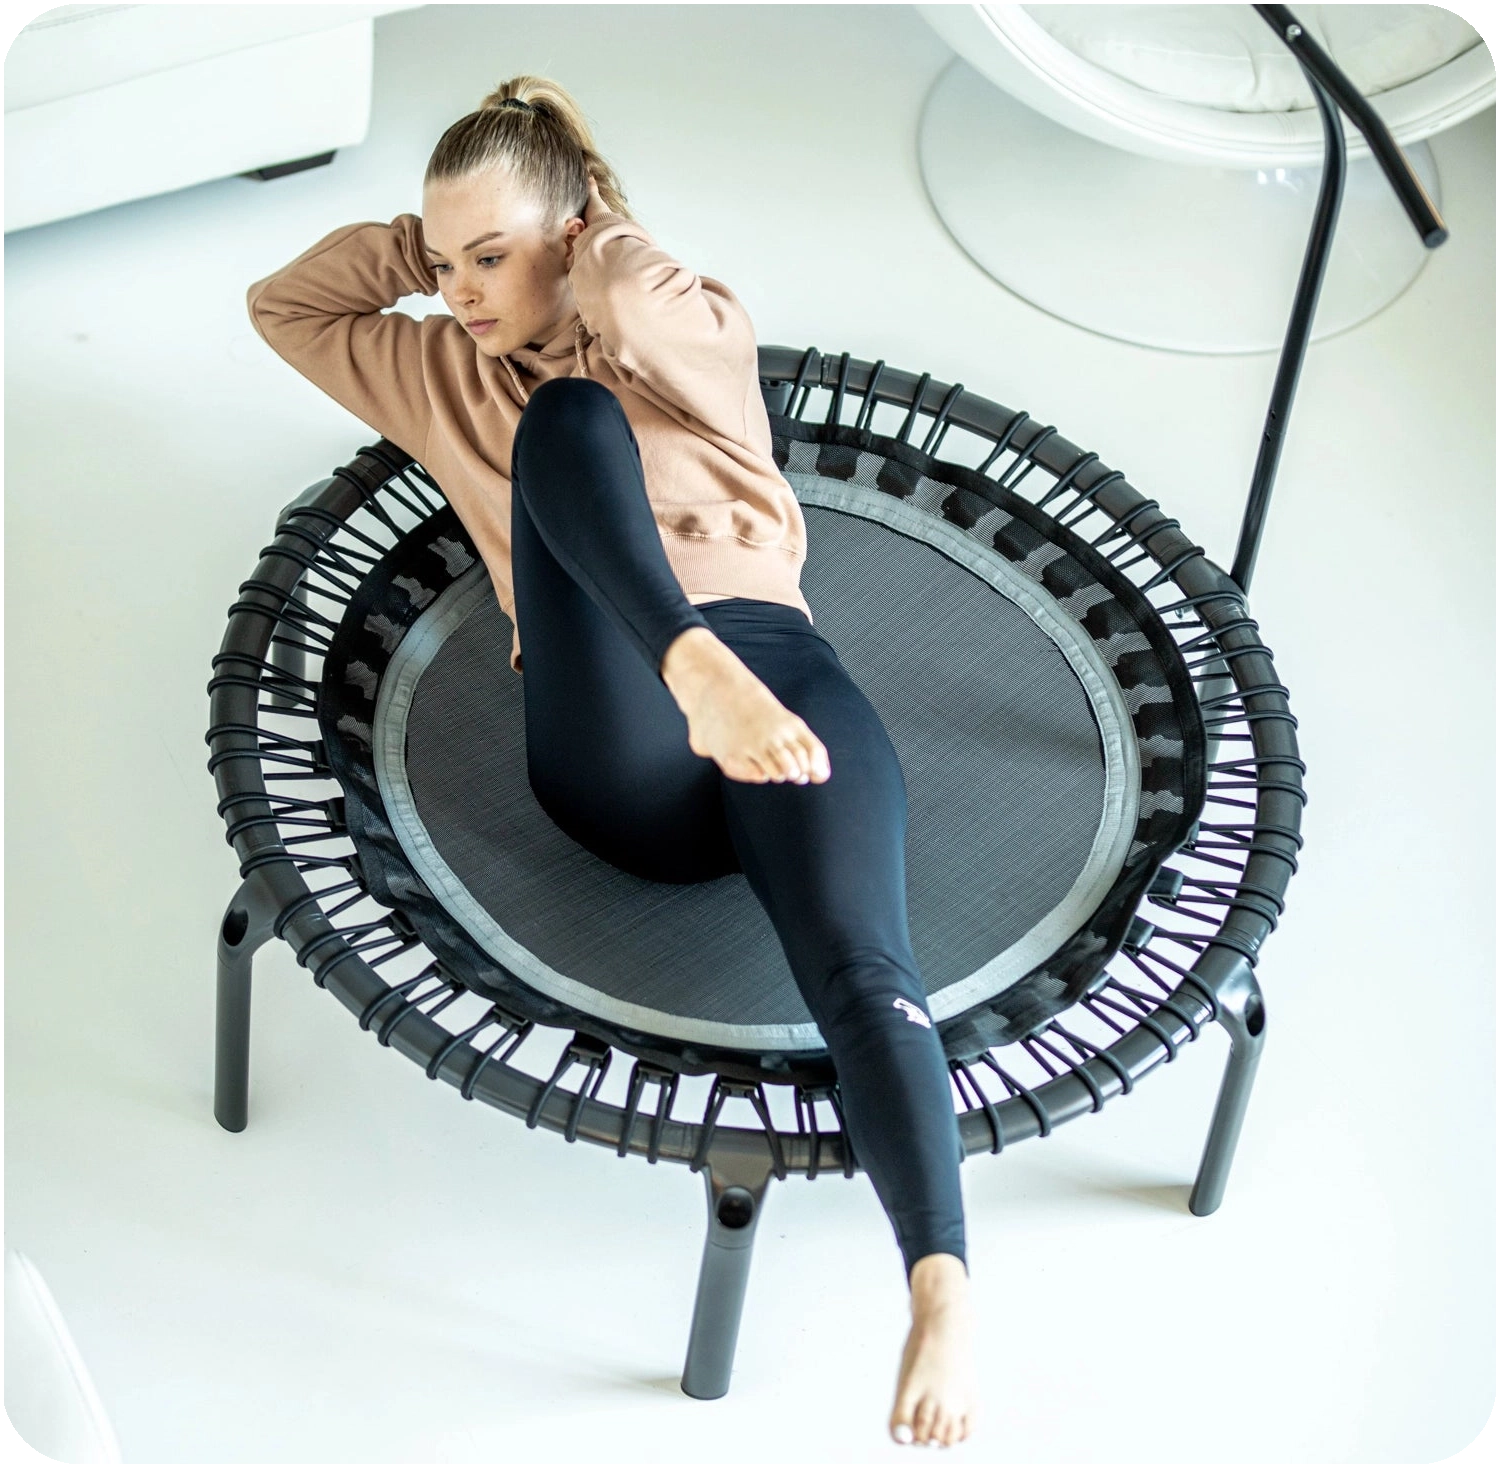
[580,173,609,229]
[566,175,609,274]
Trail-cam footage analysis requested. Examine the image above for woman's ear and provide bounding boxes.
[563,213,588,270]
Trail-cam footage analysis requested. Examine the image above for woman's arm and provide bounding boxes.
[246,214,451,459]
[568,179,759,444]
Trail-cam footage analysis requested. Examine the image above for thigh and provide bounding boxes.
[712,614,920,1017]
[510,377,713,675]
[511,416,736,885]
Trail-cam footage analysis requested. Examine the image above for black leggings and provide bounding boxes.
[510,376,966,1280]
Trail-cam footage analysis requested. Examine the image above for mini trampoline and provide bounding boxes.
[205,9,1437,1401]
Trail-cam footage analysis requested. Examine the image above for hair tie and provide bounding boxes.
[496,97,534,112]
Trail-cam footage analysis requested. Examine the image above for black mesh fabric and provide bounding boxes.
[316,418,1207,1087]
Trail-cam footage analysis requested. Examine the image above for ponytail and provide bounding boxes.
[425,74,636,229]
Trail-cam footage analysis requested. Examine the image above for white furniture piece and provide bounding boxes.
[4,1244,122,1463]
[914,4,1494,352]
[4,3,422,234]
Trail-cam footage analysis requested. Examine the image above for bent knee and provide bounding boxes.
[520,374,619,430]
[514,377,629,475]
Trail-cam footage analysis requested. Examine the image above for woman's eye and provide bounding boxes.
[433,257,504,274]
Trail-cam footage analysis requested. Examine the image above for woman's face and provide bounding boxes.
[422,171,587,358]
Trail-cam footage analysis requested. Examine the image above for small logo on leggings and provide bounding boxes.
[892,997,932,1028]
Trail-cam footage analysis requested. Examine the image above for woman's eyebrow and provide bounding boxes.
[424,230,509,258]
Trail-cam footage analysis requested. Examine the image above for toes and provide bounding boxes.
[913,1396,938,1445]
[760,741,805,783]
[890,1419,914,1445]
[773,719,828,783]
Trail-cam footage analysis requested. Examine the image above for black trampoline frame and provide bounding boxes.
[205,353,1297,1393]
[204,6,1440,1400]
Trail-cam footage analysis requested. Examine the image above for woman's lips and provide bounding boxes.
[467,319,495,335]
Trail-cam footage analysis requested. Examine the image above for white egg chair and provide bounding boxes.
[4,1245,123,1463]
[914,3,1493,352]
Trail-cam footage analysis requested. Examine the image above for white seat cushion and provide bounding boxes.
[5,3,418,111]
[1023,3,1482,113]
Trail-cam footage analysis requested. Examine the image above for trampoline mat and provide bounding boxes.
[318,422,1207,1084]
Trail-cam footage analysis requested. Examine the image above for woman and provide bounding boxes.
[247,74,977,1448]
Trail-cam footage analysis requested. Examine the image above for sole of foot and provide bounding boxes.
[661,626,832,785]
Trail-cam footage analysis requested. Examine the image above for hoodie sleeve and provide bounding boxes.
[567,211,757,443]
[246,213,450,460]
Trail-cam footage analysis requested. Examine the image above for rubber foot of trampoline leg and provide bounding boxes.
[213,870,281,1133]
[1189,962,1267,1217]
[680,1148,776,1400]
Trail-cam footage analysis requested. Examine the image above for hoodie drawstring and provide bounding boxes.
[500,353,529,405]
[501,320,590,407]
[574,319,591,380]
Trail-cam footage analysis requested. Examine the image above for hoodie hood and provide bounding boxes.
[498,314,592,405]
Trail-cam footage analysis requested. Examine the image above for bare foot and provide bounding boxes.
[890,1253,978,1448]
[659,626,832,785]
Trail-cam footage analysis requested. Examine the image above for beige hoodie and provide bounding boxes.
[246,208,813,672]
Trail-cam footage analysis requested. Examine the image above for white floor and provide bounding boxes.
[4,4,1495,1464]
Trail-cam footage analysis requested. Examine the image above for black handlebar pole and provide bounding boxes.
[1228,4,1450,596]
[1257,3,1448,245]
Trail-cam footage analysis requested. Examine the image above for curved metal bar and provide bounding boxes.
[1255,4,1448,246]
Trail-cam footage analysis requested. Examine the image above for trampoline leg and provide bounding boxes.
[1188,957,1267,1217]
[214,868,282,1134]
[680,1149,777,1400]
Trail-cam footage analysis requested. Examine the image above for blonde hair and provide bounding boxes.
[424,74,636,230]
